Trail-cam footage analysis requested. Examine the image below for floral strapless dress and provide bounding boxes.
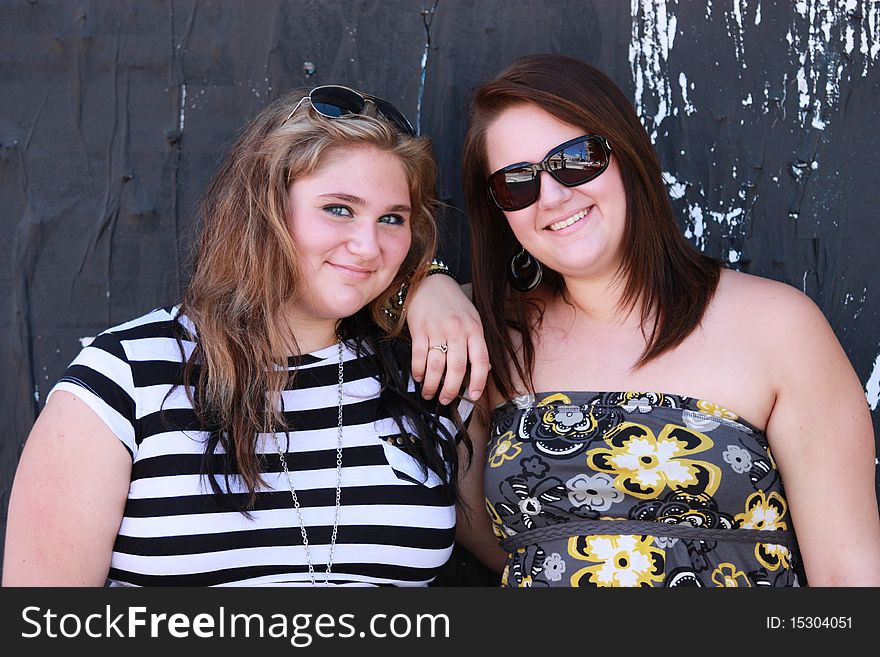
[484,392,804,587]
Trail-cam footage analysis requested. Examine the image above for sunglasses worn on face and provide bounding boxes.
[283,84,416,136]
[487,134,612,211]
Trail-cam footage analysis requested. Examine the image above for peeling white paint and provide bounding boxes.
[709,207,744,227]
[787,0,880,130]
[628,2,879,253]
[680,193,748,252]
[866,350,880,410]
[841,289,869,320]
[178,83,187,132]
[678,72,696,115]
[846,23,856,54]
[34,385,39,403]
[636,2,880,135]
[686,203,706,250]
[728,249,741,263]
[626,1,759,244]
[761,81,772,114]
[663,171,687,199]
[417,50,428,134]
[629,0,678,142]
[728,0,749,67]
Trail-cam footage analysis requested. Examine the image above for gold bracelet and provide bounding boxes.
[426,258,459,283]
[382,260,457,321]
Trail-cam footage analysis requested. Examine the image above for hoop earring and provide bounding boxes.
[508,248,543,292]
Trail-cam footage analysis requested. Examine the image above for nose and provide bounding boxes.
[345,220,381,261]
[536,171,573,210]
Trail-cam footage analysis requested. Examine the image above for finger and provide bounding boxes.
[438,334,469,405]
[420,343,448,401]
[465,333,491,401]
[410,331,429,383]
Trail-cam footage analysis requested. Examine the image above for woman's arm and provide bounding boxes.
[406,273,490,406]
[764,288,880,586]
[455,401,508,574]
[3,391,131,586]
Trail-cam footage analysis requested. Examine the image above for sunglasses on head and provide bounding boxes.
[283,84,416,137]
[487,134,612,211]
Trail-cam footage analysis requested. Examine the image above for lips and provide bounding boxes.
[546,207,590,232]
[328,262,375,279]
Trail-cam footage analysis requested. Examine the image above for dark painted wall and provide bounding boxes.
[2,0,879,583]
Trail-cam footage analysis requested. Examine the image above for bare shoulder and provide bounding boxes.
[714,268,818,315]
[710,269,852,394]
[711,268,829,340]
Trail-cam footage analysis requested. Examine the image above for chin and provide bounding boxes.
[326,297,376,320]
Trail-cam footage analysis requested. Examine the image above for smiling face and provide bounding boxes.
[285,145,412,340]
[485,103,628,284]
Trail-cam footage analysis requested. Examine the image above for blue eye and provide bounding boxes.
[324,205,353,217]
[379,214,406,226]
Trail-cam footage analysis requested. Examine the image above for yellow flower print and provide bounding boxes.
[735,491,792,571]
[711,563,751,587]
[696,399,738,421]
[736,491,788,531]
[568,534,665,587]
[619,392,666,413]
[488,431,522,468]
[755,542,792,570]
[485,499,509,541]
[765,445,778,471]
[586,422,721,499]
[536,393,573,407]
[541,405,597,436]
[505,548,539,587]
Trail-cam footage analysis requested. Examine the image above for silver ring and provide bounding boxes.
[430,344,448,354]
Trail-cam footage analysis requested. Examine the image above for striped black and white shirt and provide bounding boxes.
[49,306,469,586]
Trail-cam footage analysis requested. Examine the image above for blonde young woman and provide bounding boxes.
[451,55,880,587]
[4,86,486,587]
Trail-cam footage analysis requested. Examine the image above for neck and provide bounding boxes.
[555,271,639,326]
[276,309,340,356]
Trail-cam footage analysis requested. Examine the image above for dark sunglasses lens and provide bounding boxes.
[309,86,365,118]
[489,167,539,211]
[549,137,609,186]
[372,98,416,136]
[310,86,414,136]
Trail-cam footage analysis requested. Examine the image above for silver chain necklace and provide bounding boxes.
[271,337,344,587]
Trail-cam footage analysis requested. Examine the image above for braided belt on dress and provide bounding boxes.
[498,519,797,552]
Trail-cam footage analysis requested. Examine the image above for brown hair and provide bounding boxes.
[462,54,721,398]
[179,89,439,505]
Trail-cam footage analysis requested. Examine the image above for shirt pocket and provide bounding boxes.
[379,433,444,488]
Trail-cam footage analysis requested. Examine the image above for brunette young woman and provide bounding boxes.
[451,54,880,587]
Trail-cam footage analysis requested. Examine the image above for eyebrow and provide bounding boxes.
[318,193,411,214]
